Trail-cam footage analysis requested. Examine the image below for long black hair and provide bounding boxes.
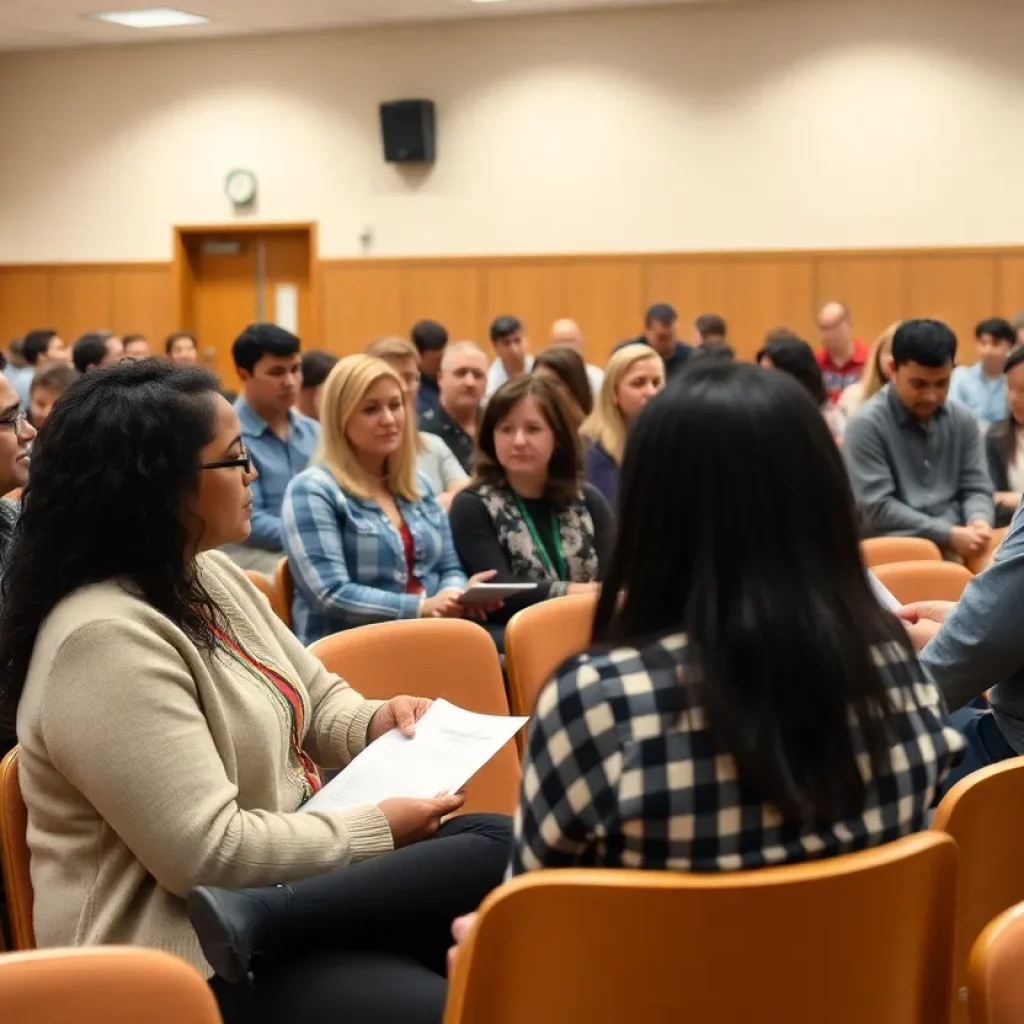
[757,333,828,407]
[594,361,907,821]
[0,360,226,744]
[989,344,1024,468]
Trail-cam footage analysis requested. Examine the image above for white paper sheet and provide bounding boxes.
[302,699,528,813]
[868,569,902,612]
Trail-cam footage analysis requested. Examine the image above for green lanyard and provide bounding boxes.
[514,495,568,582]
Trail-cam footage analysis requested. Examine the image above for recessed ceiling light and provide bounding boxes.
[88,7,209,29]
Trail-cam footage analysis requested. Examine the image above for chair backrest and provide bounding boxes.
[245,570,275,604]
[0,747,34,950]
[967,527,1010,575]
[309,619,520,815]
[933,757,1024,1024]
[968,902,1024,1024]
[444,832,957,1024]
[872,560,974,604]
[273,558,294,628]
[861,536,944,568]
[505,595,597,722]
[0,946,222,1023]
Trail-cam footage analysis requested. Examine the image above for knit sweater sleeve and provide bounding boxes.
[38,618,394,898]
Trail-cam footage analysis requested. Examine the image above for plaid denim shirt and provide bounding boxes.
[510,632,964,876]
[281,465,467,645]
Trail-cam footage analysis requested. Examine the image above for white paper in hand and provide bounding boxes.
[302,698,528,813]
[867,570,902,612]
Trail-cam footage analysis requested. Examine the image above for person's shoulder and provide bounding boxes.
[286,464,346,503]
[581,482,612,510]
[450,486,485,513]
[419,406,441,430]
[291,409,321,438]
[419,430,446,454]
[814,347,830,368]
[945,395,983,430]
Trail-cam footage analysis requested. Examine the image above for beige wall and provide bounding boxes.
[0,0,1022,262]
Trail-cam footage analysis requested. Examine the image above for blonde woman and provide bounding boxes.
[282,355,492,645]
[579,343,665,505]
[837,322,900,421]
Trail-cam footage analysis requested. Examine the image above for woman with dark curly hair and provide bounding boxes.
[0,360,509,1024]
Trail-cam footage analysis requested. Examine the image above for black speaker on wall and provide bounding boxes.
[379,99,436,164]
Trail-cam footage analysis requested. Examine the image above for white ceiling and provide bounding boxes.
[0,0,719,52]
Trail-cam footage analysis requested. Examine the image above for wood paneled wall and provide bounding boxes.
[3,248,1024,367]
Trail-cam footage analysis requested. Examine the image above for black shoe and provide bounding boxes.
[187,884,292,986]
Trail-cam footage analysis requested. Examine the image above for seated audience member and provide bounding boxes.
[72,332,123,373]
[296,350,339,422]
[419,341,488,474]
[0,349,37,539]
[14,330,69,408]
[616,302,692,380]
[843,319,994,559]
[449,375,613,629]
[283,355,494,645]
[816,301,867,405]
[532,346,594,427]
[165,331,199,366]
[949,317,1015,427]
[0,360,509,1024]
[3,339,32,411]
[122,334,150,360]
[485,315,534,397]
[366,337,469,509]
[225,324,318,574]
[757,332,845,442]
[29,363,78,430]
[579,343,665,507]
[985,345,1024,525]
[411,319,447,417]
[691,312,728,348]
[549,318,604,395]
[838,322,899,421]
[1015,314,1024,349]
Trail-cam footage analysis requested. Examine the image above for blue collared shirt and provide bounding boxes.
[235,396,320,552]
[281,465,468,644]
[949,363,1008,426]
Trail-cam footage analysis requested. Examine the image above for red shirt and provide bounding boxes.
[817,339,868,406]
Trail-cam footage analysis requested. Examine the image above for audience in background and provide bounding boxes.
[532,346,594,427]
[691,312,728,348]
[485,315,533,397]
[296,350,339,422]
[411,319,447,417]
[72,332,123,373]
[419,341,488,474]
[225,324,318,574]
[13,330,68,408]
[985,344,1024,525]
[0,350,36,558]
[283,355,493,645]
[618,303,692,379]
[29,363,78,430]
[548,318,604,395]
[949,317,1015,427]
[816,301,867,405]
[366,337,469,510]
[579,343,664,507]
[757,332,844,442]
[122,334,150,359]
[449,375,613,635]
[837,322,899,421]
[4,339,33,410]
[843,319,994,559]
[165,331,199,366]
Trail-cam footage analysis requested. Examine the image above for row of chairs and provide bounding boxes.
[862,531,1009,575]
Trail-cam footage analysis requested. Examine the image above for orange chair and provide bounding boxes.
[861,536,943,568]
[309,619,521,815]
[968,902,1024,1024]
[967,528,1010,575]
[933,758,1024,1024]
[0,946,222,1023]
[244,570,276,606]
[872,560,974,605]
[444,832,957,1024]
[0,747,34,950]
[274,558,294,629]
[505,594,596,723]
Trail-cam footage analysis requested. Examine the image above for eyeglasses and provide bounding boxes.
[0,410,28,434]
[201,444,251,473]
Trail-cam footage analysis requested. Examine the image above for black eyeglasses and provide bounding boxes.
[0,410,28,435]
[201,444,251,473]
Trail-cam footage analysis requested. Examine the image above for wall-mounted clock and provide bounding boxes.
[225,169,257,207]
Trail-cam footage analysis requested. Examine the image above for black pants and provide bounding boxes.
[209,813,511,1024]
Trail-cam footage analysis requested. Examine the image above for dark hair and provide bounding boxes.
[300,350,339,389]
[490,316,522,344]
[975,317,1016,346]
[0,361,228,745]
[473,375,582,505]
[644,303,676,328]
[989,345,1024,465]
[593,361,906,820]
[232,323,301,373]
[71,332,114,374]
[31,363,78,395]
[165,331,197,356]
[23,330,58,366]
[122,334,147,347]
[891,319,957,368]
[756,335,828,407]
[532,346,594,419]
[692,342,735,361]
[694,313,727,342]
[411,319,448,354]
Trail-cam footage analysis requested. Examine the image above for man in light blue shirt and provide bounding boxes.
[948,317,1015,427]
[222,323,320,574]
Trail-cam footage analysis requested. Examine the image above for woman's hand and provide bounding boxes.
[367,695,433,741]
[894,600,955,653]
[447,912,480,976]
[420,589,464,618]
[379,793,466,848]
[458,570,503,621]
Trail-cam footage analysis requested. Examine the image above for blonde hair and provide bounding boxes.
[366,336,419,364]
[316,354,420,501]
[580,344,663,465]
[860,322,901,403]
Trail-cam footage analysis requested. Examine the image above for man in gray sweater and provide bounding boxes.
[843,319,994,561]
